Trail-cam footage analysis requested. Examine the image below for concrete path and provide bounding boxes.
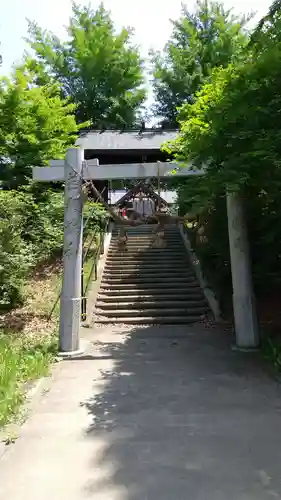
[1,325,281,500]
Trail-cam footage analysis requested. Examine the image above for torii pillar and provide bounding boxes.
[59,148,84,355]
[33,148,84,355]
[226,191,259,349]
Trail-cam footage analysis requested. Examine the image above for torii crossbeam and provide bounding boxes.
[33,159,202,181]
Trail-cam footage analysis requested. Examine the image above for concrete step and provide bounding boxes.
[111,234,182,238]
[105,263,190,269]
[102,276,196,283]
[111,235,182,238]
[101,275,198,284]
[117,226,180,230]
[110,242,183,245]
[109,244,183,250]
[94,315,205,325]
[113,225,179,231]
[110,241,184,248]
[103,269,194,277]
[97,289,205,298]
[95,222,206,327]
[100,282,201,290]
[106,255,188,261]
[111,240,183,246]
[102,269,195,277]
[113,229,180,232]
[106,257,188,263]
[103,269,192,275]
[94,307,207,317]
[111,233,181,238]
[105,262,190,268]
[108,249,185,254]
[106,252,187,259]
[109,249,184,254]
[108,247,185,253]
[104,263,192,270]
[102,276,196,284]
[111,245,183,249]
[96,300,208,310]
[110,241,183,247]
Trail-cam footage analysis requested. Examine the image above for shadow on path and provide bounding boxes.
[81,325,281,500]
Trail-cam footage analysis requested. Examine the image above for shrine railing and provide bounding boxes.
[80,219,108,322]
[47,215,109,323]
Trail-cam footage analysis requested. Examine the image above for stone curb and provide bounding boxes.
[179,224,222,322]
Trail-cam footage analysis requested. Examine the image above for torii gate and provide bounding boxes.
[33,147,258,355]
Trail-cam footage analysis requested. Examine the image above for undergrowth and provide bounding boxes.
[262,336,281,374]
[0,333,57,427]
[0,219,104,428]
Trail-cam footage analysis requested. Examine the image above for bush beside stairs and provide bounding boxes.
[93,224,210,324]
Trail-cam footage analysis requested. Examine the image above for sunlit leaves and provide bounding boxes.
[26,3,146,127]
[151,0,249,126]
[0,66,86,188]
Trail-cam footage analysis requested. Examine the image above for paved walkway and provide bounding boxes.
[1,325,281,500]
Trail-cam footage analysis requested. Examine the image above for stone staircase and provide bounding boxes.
[94,224,210,324]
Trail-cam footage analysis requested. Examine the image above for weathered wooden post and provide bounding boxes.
[226,191,259,349]
[59,148,84,355]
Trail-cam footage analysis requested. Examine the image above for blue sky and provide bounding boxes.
[0,0,272,77]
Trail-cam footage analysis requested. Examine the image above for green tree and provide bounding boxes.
[249,0,281,48]
[26,3,146,128]
[167,51,281,197]
[164,1,281,302]
[151,0,249,126]
[0,66,86,189]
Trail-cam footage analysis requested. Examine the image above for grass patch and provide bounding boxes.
[0,257,62,428]
[262,335,281,374]
[0,235,101,427]
[0,332,57,427]
[0,229,103,428]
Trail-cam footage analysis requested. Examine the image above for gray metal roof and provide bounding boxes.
[76,129,178,151]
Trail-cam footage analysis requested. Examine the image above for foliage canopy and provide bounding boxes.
[151,0,249,126]
[165,21,281,204]
[0,66,85,189]
[164,1,281,302]
[26,3,146,128]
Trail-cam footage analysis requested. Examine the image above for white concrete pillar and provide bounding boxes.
[226,191,259,348]
[59,148,84,354]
